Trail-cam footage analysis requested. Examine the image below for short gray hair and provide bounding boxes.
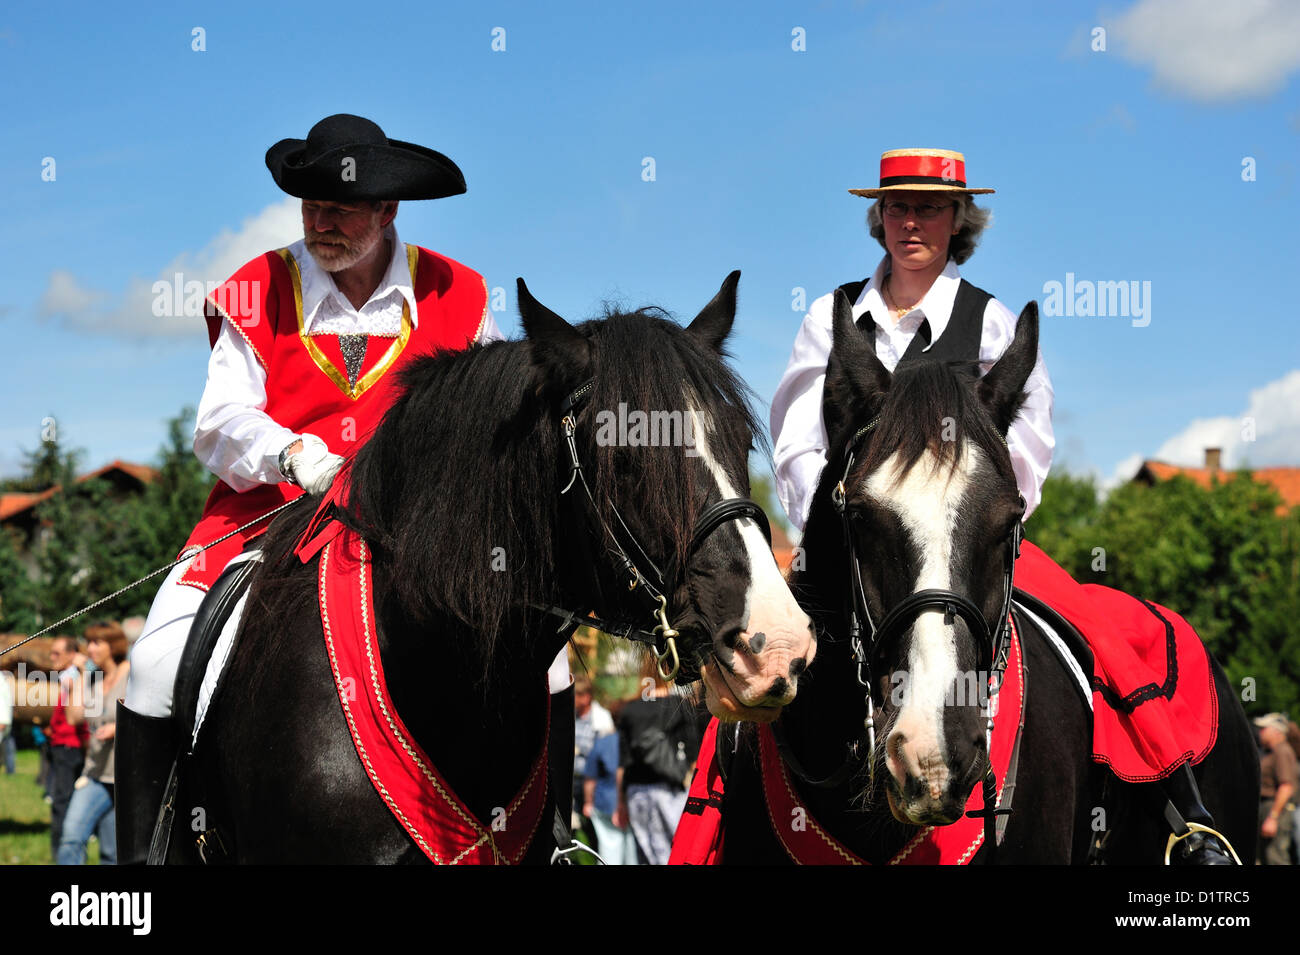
[866,194,991,265]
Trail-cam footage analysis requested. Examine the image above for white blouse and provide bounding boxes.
[770,255,1055,531]
[192,225,504,491]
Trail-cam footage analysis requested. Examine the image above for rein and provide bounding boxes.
[537,378,771,681]
[774,417,1024,858]
[0,496,305,661]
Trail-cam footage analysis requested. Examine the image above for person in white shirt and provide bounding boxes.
[116,114,506,864]
[770,147,1054,531]
[769,148,1238,865]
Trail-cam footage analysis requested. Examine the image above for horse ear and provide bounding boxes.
[518,277,592,392]
[823,289,891,450]
[977,301,1039,435]
[685,270,740,353]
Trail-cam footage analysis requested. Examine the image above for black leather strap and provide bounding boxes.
[172,551,263,744]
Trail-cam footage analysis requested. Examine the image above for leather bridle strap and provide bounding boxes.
[776,418,1023,795]
[690,498,771,553]
[547,379,773,681]
[873,589,993,671]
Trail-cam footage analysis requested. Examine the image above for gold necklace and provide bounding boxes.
[884,275,919,316]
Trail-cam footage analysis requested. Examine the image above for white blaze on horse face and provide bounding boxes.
[866,444,982,804]
[690,407,814,709]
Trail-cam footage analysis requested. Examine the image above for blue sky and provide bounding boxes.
[3,0,1298,507]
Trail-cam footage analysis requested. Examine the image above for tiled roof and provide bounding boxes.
[1135,461,1300,513]
[0,460,159,523]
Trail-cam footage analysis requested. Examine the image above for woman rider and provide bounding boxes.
[769,148,1236,865]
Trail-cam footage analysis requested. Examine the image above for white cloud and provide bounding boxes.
[1107,369,1300,486]
[1110,0,1300,102]
[1105,452,1145,490]
[37,197,302,338]
[39,270,108,315]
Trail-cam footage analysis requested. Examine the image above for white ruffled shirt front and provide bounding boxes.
[770,255,1055,531]
[193,225,504,491]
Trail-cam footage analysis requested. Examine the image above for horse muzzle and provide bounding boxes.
[700,616,815,723]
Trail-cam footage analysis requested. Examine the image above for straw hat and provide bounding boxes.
[849,148,994,198]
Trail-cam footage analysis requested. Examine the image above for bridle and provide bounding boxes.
[774,415,1023,852]
[535,379,771,681]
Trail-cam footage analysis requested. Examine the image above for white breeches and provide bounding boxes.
[124,550,260,719]
[123,554,204,718]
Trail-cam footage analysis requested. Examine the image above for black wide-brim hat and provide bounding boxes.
[265,113,466,201]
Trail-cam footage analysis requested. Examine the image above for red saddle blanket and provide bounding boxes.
[314,518,550,864]
[1013,540,1217,782]
[670,541,1219,864]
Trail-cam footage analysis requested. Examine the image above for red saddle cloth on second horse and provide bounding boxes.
[1012,539,1218,782]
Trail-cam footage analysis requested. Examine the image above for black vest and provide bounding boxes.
[836,276,991,366]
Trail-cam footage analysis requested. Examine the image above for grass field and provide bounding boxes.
[0,749,101,865]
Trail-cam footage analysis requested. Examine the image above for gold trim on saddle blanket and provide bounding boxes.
[276,244,418,401]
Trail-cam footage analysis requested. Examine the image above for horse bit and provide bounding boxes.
[535,378,772,681]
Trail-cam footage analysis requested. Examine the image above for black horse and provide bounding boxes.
[166,272,814,863]
[715,292,1258,864]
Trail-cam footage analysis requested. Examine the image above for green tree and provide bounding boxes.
[0,523,39,633]
[4,408,215,631]
[1040,470,1300,719]
[1,416,81,493]
[1023,471,1102,570]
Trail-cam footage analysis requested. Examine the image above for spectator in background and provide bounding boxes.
[32,718,51,797]
[1289,719,1300,865]
[1255,713,1297,865]
[58,622,130,865]
[0,670,13,774]
[617,659,700,865]
[572,676,613,828]
[47,636,88,858]
[583,726,633,864]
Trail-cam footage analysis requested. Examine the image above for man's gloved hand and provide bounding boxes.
[281,433,345,496]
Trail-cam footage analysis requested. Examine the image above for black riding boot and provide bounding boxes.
[548,683,576,857]
[1161,763,1238,865]
[114,702,178,865]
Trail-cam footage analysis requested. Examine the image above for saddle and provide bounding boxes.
[172,547,262,745]
[148,547,261,864]
[1012,588,1094,711]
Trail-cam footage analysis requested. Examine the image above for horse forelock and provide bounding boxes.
[857,360,1011,494]
[582,310,762,578]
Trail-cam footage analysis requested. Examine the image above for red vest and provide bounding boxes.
[178,244,489,590]
[49,673,88,750]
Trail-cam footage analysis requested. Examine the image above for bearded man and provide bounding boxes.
[116,114,509,863]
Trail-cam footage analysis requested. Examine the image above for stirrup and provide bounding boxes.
[1164,822,1242,865]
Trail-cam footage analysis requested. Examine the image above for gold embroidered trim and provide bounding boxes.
[276,245,416,401]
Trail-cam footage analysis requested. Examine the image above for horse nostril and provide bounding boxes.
[888,731,907,766]
[789,657,807,679]
[768,676,789,699]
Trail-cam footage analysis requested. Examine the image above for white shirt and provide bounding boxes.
[193,225,504,491]
[770,255,1055,531]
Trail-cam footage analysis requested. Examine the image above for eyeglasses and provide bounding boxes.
[882,200,955,220]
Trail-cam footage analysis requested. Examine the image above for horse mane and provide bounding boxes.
[317,304,763,680]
